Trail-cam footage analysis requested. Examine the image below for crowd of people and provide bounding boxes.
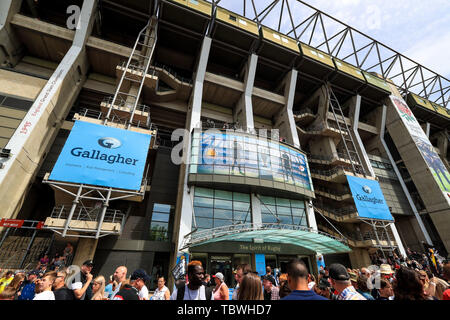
[0,246,449,301]
[170,256,450,301]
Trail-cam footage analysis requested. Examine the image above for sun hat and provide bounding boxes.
[380,264,394,275]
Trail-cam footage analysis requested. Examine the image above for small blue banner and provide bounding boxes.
[49,121,151,190]
[346,175,394,221]
[255,254,266,277]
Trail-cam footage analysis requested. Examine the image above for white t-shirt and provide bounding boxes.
[308,282,316,290]
[152,286,169,300]
[139,285,149,300]
[170,285,214,300]
[33,290,55,300]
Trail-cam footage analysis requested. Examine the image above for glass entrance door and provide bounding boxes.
[265,255,277,274]
[210,255,233,287]
[278,255,297,273]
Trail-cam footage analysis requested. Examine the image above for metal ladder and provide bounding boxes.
[104,17,158,129]
[327,86,366,176]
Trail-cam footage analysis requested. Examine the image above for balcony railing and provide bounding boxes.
[50,205,125,225]
[75,107,156,131]
[310,164,365,177]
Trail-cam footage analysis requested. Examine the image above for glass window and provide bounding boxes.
[195,187,214,198]
[215,199,233,210]
[150,203,173,241]
[151,212,170,223]
[261,213,278,223]
[149,222,169,241]
[277,206,292,215]
[214,209,233,220]
[279,215,293,225]
[292,207,305,217]
[291,200,305,208]
[276,198,291,207]
[153,203,171,213]
[196,217,213,229]
[214,219,233,228]
[192,188,253,231]
[233,192,250,202]
[194,206,213,218]
[261,205,276,214]
[194,196,214,207]
[215,190,233,200]
[233,211,249,222]
[234,201,250,211]
[260,196,276,205]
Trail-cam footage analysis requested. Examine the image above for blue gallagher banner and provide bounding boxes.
[346,175,394,221]
[49,121,151,190]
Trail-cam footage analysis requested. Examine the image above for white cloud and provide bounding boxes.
[404,31,450,79]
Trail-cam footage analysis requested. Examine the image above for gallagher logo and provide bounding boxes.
[98,137,121,149]
[362,186,372,194]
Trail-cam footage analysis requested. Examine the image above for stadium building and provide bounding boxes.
[0,0,449,288]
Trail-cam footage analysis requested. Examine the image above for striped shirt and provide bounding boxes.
[337,286,367,300]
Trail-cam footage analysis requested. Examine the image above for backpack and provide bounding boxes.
[177,285,213,300]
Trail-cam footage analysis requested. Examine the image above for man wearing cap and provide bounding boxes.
[17,270,39,300]
[130,269,150,300]
[329,263,366,300]
[212,272,229,300]
[67,260,94,300]
[262,275,280,300]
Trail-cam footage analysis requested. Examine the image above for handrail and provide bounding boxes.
[75,107,156,131]
[50,205,125,224]
[310,164,365,177]
[314,184,351,195]
[308,152,358,163]
[313,203,357,216]
[151,62,193,85]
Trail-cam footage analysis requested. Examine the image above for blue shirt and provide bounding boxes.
[281,290,328,300]
[105,283,113,299]
[18,282,35,300]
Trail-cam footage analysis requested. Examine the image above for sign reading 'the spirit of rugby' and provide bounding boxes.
[49,121,151,190]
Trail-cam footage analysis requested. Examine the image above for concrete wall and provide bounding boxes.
[348,248,372,269]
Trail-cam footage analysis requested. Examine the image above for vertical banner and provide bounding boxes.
[255,254,266,276]
[390,96,450,200]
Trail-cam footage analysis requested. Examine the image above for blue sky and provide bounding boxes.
[218,0,450,80]
[304,0,450,79]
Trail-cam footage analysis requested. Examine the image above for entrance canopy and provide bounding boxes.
[181,223,350,255]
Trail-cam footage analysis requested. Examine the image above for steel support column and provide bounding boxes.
[19,229,37,269]
[175,36,212,253]
[348,95,376,177]
[306,200,318,231]
[274,69,300,148]
[0,0,23,66]
[0,228,11,250]
[95,188,112,239]
[234,54,258,132]
[62,184,83,238]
